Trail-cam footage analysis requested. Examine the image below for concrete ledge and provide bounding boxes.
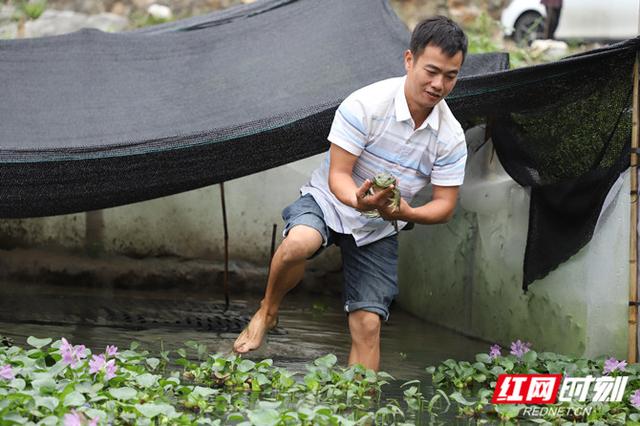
[0,248,342,296]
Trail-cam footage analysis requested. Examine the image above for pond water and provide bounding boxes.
[0,279,489,423]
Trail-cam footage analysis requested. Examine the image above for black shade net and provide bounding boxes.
[0,0,638,288]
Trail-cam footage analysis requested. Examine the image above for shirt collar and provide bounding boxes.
[394,75,441,132]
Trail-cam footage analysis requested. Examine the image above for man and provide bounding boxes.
[540,0,563,40]
[233,16,468,371]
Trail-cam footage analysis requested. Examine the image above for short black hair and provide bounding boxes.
[410,16,468,63]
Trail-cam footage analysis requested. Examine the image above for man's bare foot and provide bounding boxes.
[233,309,278,354]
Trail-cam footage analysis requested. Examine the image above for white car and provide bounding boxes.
[501,0,639,43]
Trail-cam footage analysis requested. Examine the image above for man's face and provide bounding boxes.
[404,43,463,112]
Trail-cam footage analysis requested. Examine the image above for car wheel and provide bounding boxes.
[513,11,544,44]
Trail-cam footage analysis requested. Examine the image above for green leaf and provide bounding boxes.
[449,392,474,406]
[499,358,515,371]
[32,378,57,393]
[85,409,107,422]
[109,387,137,401]
[247,408,280,426]
[255,373,269,386]
[377,371,395,381]
[237,359,255,373]
[489,366,505,376]
[523,350,538,364]
[494,404,523,419]
[400,379,421,388]
[227,413,245,422]
[175,349,187,359]
[135,403,175,418]
[10,378,26,391]
[2,414,27,424]
[63,391,86,407]
[192,386,217,398]
[145,357,160,370]
[475,353,492,364]
[34,396,59,412]
[403,386,418,397]
[473,374,487,382]
[258,401,282,410]
[26,336,52,349]
[135,373,160,388]
[37,416,59,425]
[314,354,337,368]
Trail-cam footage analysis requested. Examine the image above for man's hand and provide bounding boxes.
[353,179,399,213]
[377,197,412,221]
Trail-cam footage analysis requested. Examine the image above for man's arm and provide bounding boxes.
[382,185,459,225]
[328,143,397,212]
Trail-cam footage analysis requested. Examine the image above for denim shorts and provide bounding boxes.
[282,193,398,321]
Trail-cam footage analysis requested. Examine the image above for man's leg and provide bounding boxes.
[233,224,322,353]
[348,310,381,371]
[339,234,398,372]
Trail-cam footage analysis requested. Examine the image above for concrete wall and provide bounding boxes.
[397,126,629,358]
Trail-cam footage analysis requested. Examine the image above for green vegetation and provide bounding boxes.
[0,337,428,425]
[426,341,640,424]
[14,0,47,20]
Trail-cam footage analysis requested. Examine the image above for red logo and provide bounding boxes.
[491,374,562,404]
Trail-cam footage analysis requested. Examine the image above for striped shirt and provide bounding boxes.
[300,76,466,247]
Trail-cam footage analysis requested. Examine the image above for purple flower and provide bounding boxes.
[510,340,532,359]
[105,345,119,357]
[0,364,14,380]
[105,359,117,380]
[88,354,106,375]
[60,338,87,368]
[489,344,502,360]
[63,409,98,426]
[63,410,83,426]
[603,357,627,375]
[631,389,640,409]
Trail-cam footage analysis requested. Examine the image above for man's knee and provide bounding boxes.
[279,225,323,263]
[349,310,381,343]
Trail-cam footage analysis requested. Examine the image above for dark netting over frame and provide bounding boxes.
[0,0,506,217]
[484,41,637,290]
[0,0,638,288]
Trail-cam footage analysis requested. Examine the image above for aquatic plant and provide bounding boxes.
[426,341,640,423]
[0,336,423,425]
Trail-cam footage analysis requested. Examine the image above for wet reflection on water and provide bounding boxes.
[1,279,489,422]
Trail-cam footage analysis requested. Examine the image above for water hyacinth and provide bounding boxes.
[105,344,118,357]
[104,359,117,380]
[509,339,531,359]
[88,354,105,375]
[63,410,98,426]
[489,344,501,360]
[88,353,117,379]
[603,357,627,375]
[631,389,640,410]
[1,337,414,425]
[0,364,13,380]
[60,337,87,368]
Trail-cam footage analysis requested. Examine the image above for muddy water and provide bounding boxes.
[0,279,488,421]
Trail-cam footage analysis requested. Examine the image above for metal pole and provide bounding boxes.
[267,224,277,279]
[220,183,230,311]
[629,55,639,363]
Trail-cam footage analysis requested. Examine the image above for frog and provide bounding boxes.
[361,172,400,232]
